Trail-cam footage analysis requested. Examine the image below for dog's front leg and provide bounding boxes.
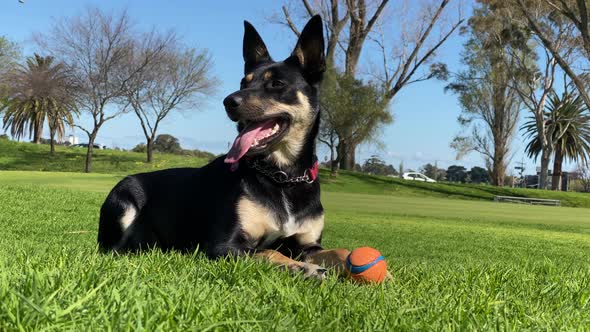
[305,249,393,280]
[255,249,328,280]
[304,248,350,274]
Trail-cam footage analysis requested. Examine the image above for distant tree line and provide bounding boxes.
[360,155,398,176]
[131,134,216,160]
[351,155,491,184]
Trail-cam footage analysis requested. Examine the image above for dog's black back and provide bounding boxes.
[98,16,326,259]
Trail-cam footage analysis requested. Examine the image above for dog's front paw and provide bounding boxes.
[385,270,393,282]
[288,262,328,280]
[302,262,328,280]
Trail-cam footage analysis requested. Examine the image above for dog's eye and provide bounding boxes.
[270,80,286,89]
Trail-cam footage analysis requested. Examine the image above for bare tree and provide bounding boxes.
[0,36,19,78]
[480,0,587,188]
[277,0,349,67]
[374,0,463,103]
[512,48,558,190]
[277,0,463,171]
[506,0,590,109]
[343,0,390,75]
[278,0,390,170]
[125,44,216,163]
[0,36,20,111]
[35,8,169,172]
[574,163,590,192]
[447,2,525,186]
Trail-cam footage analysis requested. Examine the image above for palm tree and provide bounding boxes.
[3,95,47,143]
[46,99,75,154]
[3,54,75,152]
[522,90,590,190]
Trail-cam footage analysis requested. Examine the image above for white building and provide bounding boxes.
[67,135,79,145]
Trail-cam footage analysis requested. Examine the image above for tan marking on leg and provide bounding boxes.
[236,197,278,241]
[256,249,327,280]
[305,248,351,274]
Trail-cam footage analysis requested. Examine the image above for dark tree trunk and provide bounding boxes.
[49,129,56,155]
[328,143,338,176]
[489,77,511,187]
[344,43,362,76]
[491,135,506,187]
[330,161,339,177]
[348,147,357,171]
[326,38,337,68]
[551,145,563,191]
[344,1,368,76]
[33,121,43,144]
[336,141,346,171]
[339,141,356,171]
[146,138,154,163]
[332,141,347,177]
[329,144,334,167]
[85,133,97,173]
[539,148,551,190]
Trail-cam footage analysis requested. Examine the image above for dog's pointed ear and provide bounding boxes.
[243,21,271,74]
[289,15,325,82]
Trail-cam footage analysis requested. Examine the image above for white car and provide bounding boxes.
[402,172,437,183]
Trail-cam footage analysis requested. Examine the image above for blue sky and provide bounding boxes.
[0,0,556,173]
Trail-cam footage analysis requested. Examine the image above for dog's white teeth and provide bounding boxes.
[251,124,281,148]
[269,124,279,136]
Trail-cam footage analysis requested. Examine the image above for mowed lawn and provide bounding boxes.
[0,171,589,330]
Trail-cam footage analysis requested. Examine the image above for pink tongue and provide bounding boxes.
[224,120,277,164]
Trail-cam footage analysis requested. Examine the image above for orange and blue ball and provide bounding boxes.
[345,247,388,284]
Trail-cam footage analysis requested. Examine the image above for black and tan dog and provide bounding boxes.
[97,16,355,279]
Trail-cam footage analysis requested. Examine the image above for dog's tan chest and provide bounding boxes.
[236,196,323,248]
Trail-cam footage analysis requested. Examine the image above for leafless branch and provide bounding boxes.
[282,5,301,37]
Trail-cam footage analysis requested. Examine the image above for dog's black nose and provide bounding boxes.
[223,94,242,110]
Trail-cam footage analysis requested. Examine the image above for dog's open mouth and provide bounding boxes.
[224,115,290,165]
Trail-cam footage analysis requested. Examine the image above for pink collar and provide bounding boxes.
[308,161,319,181]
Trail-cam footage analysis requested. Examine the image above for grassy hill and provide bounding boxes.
[0,138,210,174]
[321,170,590,207]
[1,137,590,207]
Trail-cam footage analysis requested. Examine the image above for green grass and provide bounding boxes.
[1,172,590,330]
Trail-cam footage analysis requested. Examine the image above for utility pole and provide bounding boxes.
[514,158,526,188]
